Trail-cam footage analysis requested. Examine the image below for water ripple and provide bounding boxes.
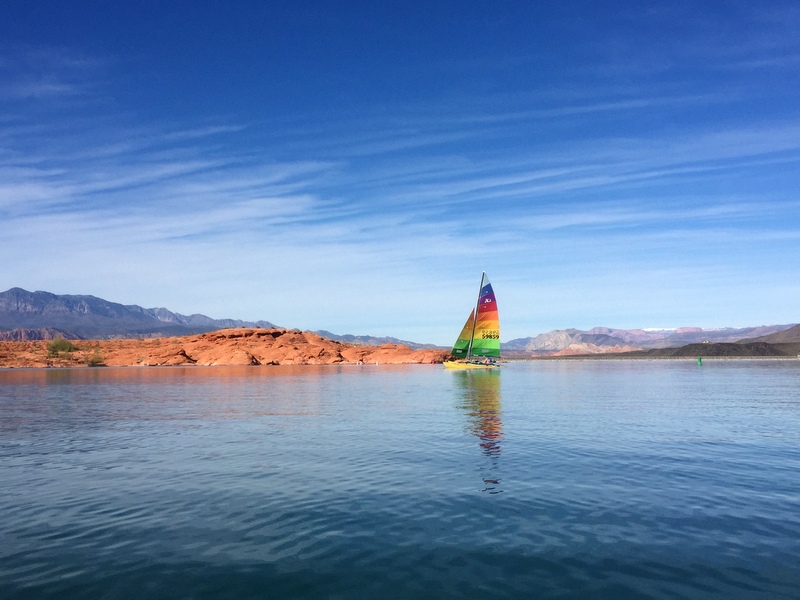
[2,363,800,598]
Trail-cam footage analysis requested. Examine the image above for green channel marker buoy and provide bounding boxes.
[697,356,702,366]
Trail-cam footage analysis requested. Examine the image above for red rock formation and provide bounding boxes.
[0,328,449,369]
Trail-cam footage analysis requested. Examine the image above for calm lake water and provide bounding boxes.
[2,360,799,599]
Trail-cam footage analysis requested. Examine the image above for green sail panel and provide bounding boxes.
[450,309,475,357]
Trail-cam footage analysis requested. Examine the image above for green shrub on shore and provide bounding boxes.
[86,349,104,367]
[47,335,76,357]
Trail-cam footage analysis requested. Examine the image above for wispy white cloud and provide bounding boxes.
[0,46,108,101]
[2,8,799,343]
[162,125,248,142]
[4,80,81,99]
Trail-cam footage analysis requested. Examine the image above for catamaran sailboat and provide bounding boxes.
[443,272,502,369]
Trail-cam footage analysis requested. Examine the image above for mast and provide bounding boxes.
[466,272,485,358]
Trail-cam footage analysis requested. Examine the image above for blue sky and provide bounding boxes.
[2,1,799,344]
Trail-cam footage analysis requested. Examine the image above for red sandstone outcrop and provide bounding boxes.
[0,328,448,369]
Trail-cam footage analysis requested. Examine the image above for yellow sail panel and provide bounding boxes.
[450,309,475,358]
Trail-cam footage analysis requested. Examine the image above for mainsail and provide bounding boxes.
[450,273,500,359]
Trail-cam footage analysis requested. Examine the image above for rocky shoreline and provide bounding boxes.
[0,328,449,369]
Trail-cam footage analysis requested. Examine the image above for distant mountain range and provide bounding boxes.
[313,331,439,350]
[740,324,800,345]
[1,288,797,355]
[0,288,276,340]
[502,325,798,356]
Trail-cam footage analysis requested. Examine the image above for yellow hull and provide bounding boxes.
[443,361,501,370]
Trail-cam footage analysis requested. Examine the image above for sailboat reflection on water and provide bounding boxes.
[455,369,503,493]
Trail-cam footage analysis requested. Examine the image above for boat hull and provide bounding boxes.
[443,361,501,370]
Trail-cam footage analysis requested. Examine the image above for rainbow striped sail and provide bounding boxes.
[449,273,500,361]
